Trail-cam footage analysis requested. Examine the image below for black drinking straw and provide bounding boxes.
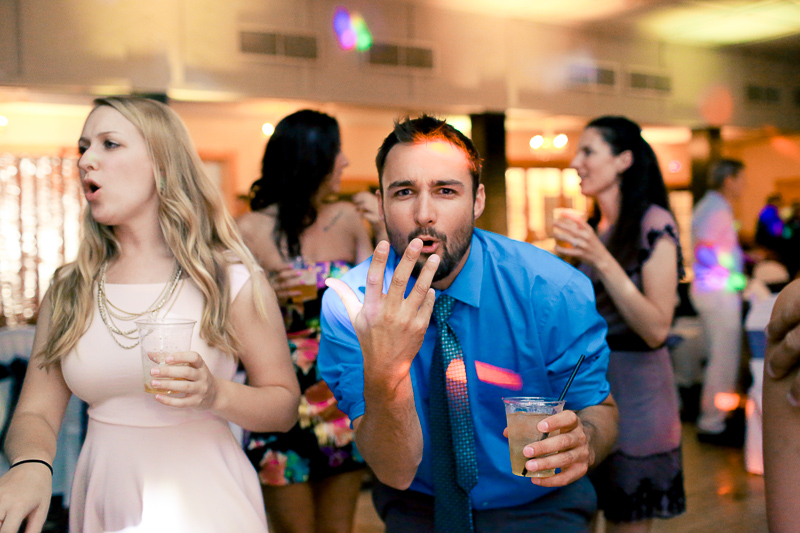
[521,353,586,476]
[557,353,586,403]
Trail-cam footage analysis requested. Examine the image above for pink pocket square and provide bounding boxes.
[475,361,522,390]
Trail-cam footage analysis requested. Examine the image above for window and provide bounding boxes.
[505,167,589,251]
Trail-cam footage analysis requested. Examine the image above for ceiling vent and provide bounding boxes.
[239,30,318,60]
[746,84,781,104]
[626,70,671,95]
[567,63,617,91]
[366,42,436,71]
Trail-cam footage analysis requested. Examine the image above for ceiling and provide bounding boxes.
[419,0,800,59]
[2,1,798,142]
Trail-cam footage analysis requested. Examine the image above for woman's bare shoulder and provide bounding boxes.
[316,201,362,229]
[319,200,359,216]
[236,210,285,270]
[237,209,276,235]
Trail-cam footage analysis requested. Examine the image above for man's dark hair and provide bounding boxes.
[708,158,744,190]
[375,115,482,196]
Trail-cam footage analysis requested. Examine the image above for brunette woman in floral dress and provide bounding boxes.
[237,110,372,533]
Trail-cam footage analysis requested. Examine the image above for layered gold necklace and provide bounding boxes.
[97,261,183,349]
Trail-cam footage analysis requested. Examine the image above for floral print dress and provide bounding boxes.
[243,261,364,486]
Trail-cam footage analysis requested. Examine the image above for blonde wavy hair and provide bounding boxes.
[39,96,268,367]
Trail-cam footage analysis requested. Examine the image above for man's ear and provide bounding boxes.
[376,189,384,220]
[473,184,486,219]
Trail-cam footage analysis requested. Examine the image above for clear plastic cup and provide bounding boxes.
[503,397,565,478]
[553,208,586,249]
[135,318,196,394]
[290,257,319,303]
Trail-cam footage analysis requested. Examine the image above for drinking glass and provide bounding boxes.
[135,318,196,394]
[503,397,565,478]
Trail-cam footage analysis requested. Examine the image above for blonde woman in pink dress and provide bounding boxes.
[0,96,300,533]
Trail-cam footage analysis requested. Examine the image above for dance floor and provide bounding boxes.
[354,423,768,532]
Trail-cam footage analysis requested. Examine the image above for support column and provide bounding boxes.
[690,127,722,205]
[469,113,508,236]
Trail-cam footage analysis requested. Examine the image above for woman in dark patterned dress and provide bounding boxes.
[237,110,372,533]
[553,116,686,532]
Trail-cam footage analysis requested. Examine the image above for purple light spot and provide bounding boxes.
[333,8,350,35]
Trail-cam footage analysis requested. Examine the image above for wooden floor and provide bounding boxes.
[354,423,768,532]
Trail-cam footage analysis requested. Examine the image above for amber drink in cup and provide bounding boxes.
[503,397,565,478]
[291,257,319,303]
[553,208,586,249]
[135,318,196,394]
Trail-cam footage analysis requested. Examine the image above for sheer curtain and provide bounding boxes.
[0,151,82,326]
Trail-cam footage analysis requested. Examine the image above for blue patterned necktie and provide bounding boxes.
[429,294,478,533]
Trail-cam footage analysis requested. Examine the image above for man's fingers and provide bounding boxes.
[768,335,800,379]
[364,241,391,307]
[387,239,423,303]
[528,463,585,487]
[767,281,800,341]
[407,254,440,308]
[325,278,363,324]
[420,288,436,323]
[789,374,800,407]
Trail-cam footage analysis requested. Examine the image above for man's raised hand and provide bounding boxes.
[325,239,439,380]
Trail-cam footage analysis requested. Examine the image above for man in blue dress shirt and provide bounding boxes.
[318,116,618,532]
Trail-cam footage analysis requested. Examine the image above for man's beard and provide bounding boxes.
[387,223,474,282]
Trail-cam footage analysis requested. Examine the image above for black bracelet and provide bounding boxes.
[10,459,53,476]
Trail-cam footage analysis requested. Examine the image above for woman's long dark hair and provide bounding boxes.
[586,116,672,266]
[249,109,341,258]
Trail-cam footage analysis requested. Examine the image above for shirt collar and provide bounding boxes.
[438,230,483,308]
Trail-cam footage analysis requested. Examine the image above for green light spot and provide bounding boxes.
[718,253,734,270]
[352,15,373,51]
[726,272,747,293]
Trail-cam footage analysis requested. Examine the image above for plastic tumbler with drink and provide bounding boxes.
[503,397,565,478]
[553,207,586,249]
[503,354,585,478]
[136,318,196,394]
[291,257,319,304]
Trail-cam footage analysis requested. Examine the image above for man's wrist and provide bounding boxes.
[582,420,598,467]
[364,371,413,405]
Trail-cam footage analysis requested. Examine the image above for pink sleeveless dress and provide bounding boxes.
[61,264,267,532]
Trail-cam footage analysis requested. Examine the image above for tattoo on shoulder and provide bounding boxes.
[323,210,345,232]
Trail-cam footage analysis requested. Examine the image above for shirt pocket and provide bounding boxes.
[473,362,552,413]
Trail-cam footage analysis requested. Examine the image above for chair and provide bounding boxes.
[0,326,86,505]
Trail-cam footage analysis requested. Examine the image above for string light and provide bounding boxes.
[262,122,275,136]
[528,133,569,157]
